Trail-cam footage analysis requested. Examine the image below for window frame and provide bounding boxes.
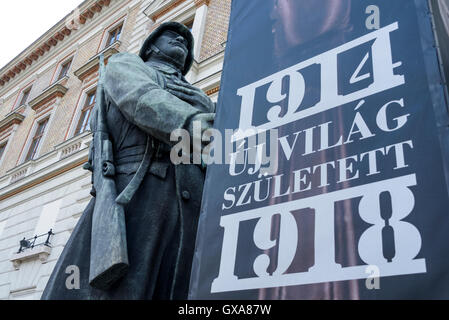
[18,86,32,107]
[74,89,96,136]
[105,23,123,48]
[56,58,73,82]
[0,142,7,163]
[99,16,128,52]
[67,82,98,139]
[24,118,49,162]
[0,134,15,168]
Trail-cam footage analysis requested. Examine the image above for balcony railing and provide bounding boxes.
[17,229,54,254]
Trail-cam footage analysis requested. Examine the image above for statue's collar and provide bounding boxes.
[146,61,181,76]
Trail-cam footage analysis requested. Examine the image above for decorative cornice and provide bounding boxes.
[0,0,112,87]
[0,112,25,133]
[74,44,120,81]
[28,83,68,111]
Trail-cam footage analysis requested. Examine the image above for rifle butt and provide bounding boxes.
[89,178,129,290]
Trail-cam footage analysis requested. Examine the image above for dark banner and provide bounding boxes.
[189,0,449,299]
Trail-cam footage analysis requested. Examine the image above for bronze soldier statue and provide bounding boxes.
[42,22,215,300]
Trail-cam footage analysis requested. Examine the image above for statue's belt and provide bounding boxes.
[114,143,171,164]
[115,145,147,166]
[113,140,170,203]
[115,160,169,180]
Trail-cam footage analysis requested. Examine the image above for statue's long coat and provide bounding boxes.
[42,53,212,300]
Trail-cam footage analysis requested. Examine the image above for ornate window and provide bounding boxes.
[56,58,73,81]
[18,87,31,107]
[106,24,122,47]
[75,90,96,135]
[0,142,6,161]
[25,118,49,162]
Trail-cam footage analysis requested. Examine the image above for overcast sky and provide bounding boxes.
[0,0,84,69]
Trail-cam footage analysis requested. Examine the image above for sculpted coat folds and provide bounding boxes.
[42,22,215,300]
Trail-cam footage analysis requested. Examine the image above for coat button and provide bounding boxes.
[182,190,191,200]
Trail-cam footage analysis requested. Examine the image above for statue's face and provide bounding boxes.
[151,30,188,67]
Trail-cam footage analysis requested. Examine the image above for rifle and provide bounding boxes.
[87,54,129,290]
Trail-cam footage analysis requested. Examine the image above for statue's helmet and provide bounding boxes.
[139,22,194,75]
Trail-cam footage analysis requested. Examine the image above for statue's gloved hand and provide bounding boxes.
[186,113,215,160]
[167,79,215,112]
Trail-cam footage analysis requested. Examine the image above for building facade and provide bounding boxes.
[0,0,230,300]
